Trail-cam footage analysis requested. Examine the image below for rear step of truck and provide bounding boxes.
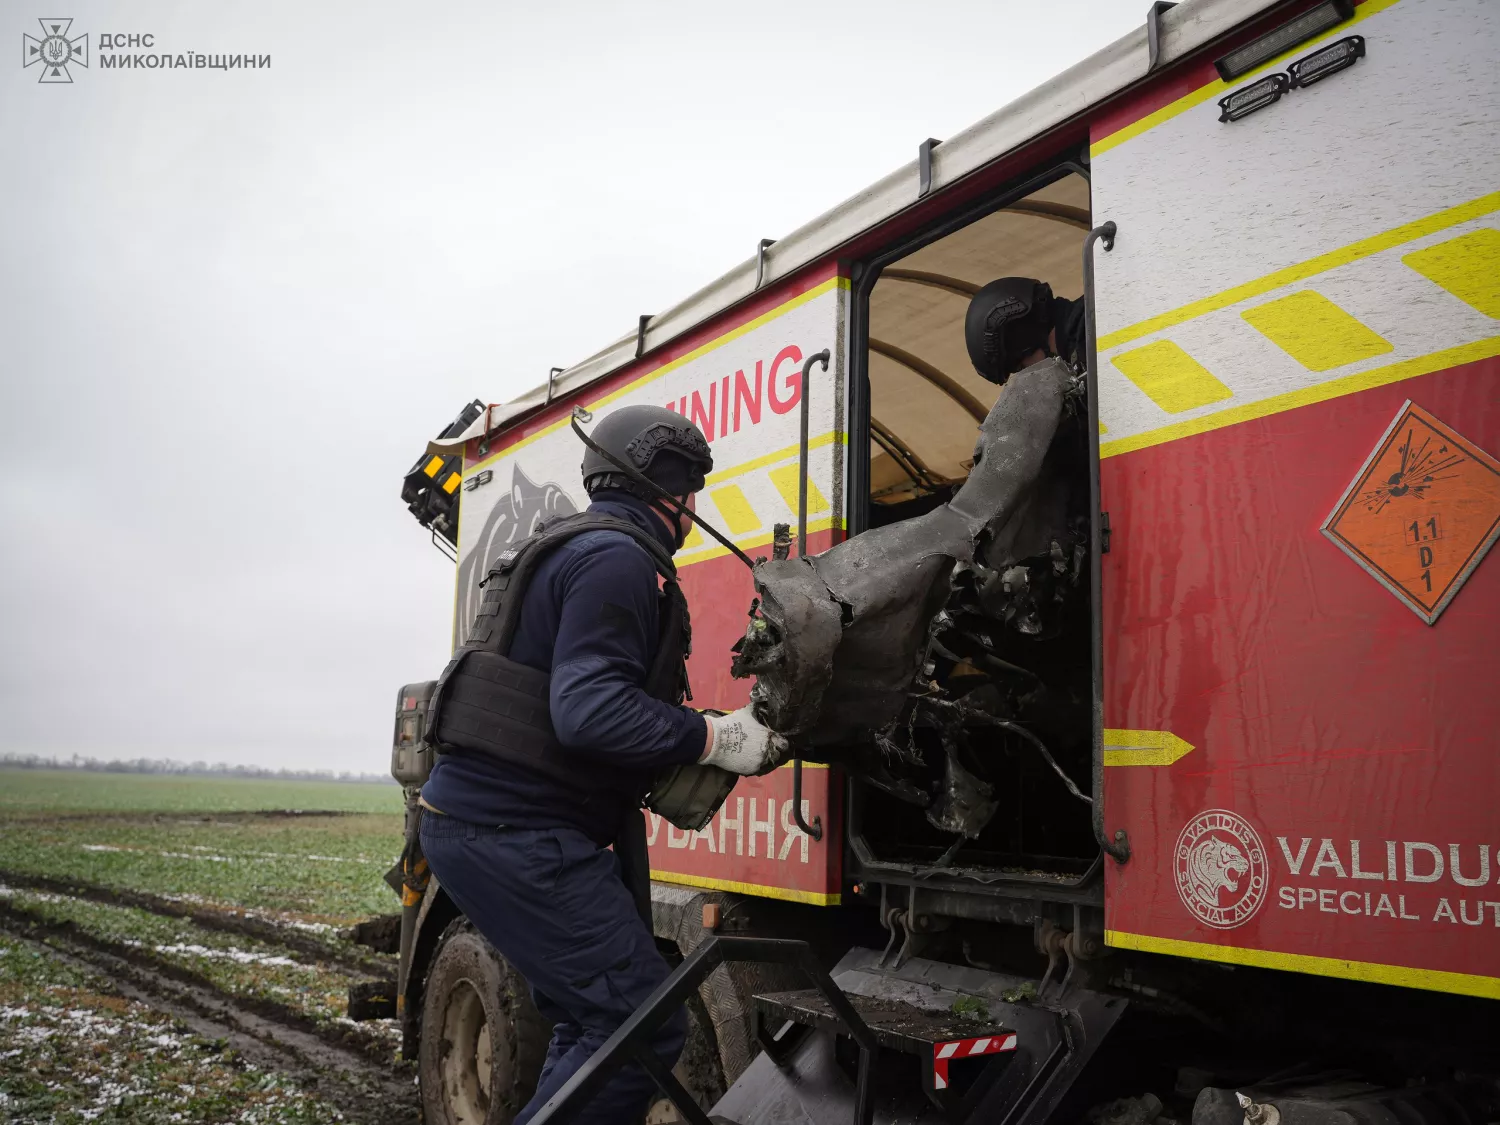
[716,947,1129,1125]
[752,987,1018,1098]
[527,936,883,1125]
[527,938,1126,1125]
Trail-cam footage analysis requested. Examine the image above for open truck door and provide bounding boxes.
[1089,0,1500,998]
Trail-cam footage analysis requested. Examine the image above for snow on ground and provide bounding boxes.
[0,937,349,1123]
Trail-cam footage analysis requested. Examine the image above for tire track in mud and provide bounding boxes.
[0,866,389,975]
[0,896,395,1066]
[0,902,419,1125]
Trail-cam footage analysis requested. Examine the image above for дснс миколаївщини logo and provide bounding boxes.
[23,18,87,82]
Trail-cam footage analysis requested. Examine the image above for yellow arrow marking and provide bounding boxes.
[1102,728,1194,766]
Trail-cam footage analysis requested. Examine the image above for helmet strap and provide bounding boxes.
[648,494,692,549]
[572,415,754,569]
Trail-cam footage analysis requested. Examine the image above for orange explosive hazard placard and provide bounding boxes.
[1323,400,1500,624]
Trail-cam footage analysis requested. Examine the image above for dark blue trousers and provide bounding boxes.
[420,814,687,1125]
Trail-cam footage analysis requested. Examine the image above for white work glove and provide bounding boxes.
[700,706,786,776]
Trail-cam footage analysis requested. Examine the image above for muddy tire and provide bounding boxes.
[419,920,548,1125]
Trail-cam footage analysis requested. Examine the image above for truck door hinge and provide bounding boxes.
[1101,512,1112,554]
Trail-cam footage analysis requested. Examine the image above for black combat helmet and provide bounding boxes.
[964,277,1057,384]
[581,404,713,504]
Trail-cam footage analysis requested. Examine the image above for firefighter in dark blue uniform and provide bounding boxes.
[418,406,778,1125]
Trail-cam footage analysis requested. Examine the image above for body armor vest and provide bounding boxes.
[425,513,691,794]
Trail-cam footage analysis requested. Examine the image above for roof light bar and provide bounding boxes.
[1218,73,1290,123]
[1288,34,1366,88]
[1215,0,1353,81]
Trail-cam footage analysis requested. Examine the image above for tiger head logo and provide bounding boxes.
[1174,810,1268,930]
[1184,836,1250,907]
[453,462,579,644]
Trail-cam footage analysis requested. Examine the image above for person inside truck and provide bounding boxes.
[960,276,1092,641]
[417,405,781,1125]
[963,275,1086,381]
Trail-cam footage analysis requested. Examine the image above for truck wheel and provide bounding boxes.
[419,920,548,1125]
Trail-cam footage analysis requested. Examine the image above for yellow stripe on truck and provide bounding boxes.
[767,464,829,515]
[466,276,849,476]
[650,869,841,907]
[1089,0,1406,158]
[1097,190,1500,354]
[1403,227,1500,319]
[1093,194,1500,460]
[1107,930,1500,1001]
[1111,341,1233,415]
[1101,335,1500,460]
[709,485,761,535]
[1241,291,1394,373]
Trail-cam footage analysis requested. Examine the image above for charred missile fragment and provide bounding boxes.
[732,357,1094,847]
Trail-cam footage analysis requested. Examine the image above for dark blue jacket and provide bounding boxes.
[420,492,707,844]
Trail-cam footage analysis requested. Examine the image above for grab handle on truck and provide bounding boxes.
[792,756,823,841]
[791,347,833,844]
[797,348,833,558]
[1082,221,1131,864]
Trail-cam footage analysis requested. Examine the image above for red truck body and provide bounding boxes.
[430,0,1498,1008]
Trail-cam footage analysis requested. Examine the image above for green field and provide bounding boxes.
[0,807,404,922]
[0,768,404,815]
[0,768,414,1123]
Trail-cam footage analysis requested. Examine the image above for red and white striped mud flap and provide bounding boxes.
[932,1032,1019,1090]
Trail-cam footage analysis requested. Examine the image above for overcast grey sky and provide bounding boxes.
[1,0,1141,773]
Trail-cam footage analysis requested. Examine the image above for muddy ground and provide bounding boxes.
[0,782,418,1124]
